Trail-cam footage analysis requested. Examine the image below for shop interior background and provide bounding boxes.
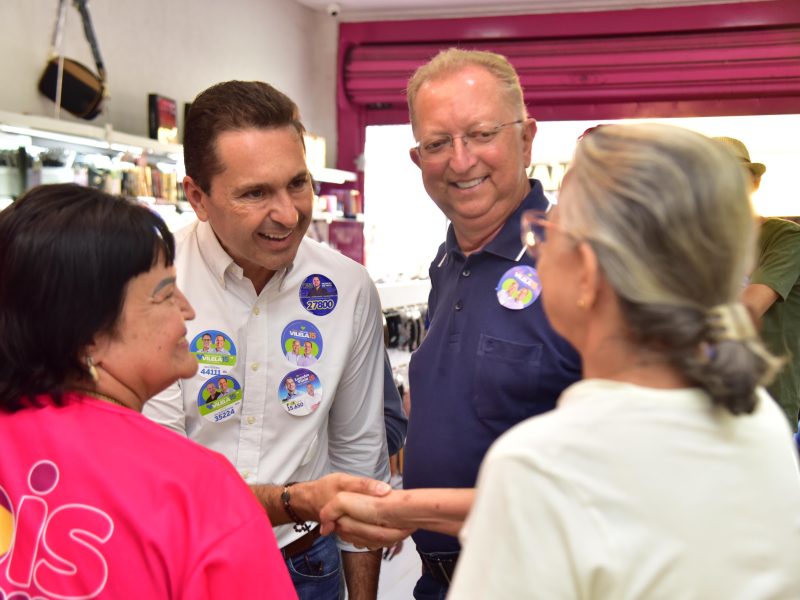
[1,0,797,283]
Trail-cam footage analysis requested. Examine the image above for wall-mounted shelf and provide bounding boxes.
[0,110,182,161]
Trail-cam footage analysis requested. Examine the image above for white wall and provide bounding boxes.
[0,0,339,164]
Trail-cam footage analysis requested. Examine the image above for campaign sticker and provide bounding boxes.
[495,266,541,310]
[198,375,242,423]
[281,320,323,366]
[279,368,323,417]
[299,274,338,316]
[191,330,237,368]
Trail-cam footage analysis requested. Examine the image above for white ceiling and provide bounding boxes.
[296,0,757,21]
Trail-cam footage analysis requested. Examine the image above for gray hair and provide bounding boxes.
[406,48,527,127]
[561,123,780,414]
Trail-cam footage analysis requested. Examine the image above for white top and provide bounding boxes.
[144,220,389,548]
[450,379,800,599]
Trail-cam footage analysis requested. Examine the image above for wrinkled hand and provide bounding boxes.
[319,490,414,550]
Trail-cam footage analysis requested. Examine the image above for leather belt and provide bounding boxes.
[281,525,321,560]
[419,552,459,585]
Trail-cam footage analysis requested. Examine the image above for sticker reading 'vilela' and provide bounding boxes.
[279,368,324,417]
[299,274,338,316]
[191,330,237,368]
[282,320,323,366]
[198,375,243,423]
[496,265,541,310]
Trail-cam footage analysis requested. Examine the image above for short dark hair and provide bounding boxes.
[0,184,175,412]
[184,80,306,193]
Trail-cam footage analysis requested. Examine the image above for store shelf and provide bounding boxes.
[0,110,182,160]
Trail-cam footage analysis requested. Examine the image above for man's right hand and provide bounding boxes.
[291,473,392,522]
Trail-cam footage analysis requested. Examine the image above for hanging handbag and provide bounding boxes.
[37,0,107,120]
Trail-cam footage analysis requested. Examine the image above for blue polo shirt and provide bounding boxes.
[405,180,582,554]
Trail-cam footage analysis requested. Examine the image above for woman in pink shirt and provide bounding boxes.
[0,184,296,599]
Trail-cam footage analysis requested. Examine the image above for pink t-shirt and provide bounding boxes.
[0,393,297,599]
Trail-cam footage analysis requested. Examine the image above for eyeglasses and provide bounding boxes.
[413,120,525,162]
[520,209,560,260]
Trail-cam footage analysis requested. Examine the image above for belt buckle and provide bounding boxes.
[422,555,454,585]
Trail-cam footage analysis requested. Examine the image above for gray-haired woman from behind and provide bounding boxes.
[450,124,800,599]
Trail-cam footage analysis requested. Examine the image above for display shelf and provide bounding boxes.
[0,110,182,160]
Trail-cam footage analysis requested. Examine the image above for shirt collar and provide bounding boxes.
[195,220,293,292]
[441,179,550,264]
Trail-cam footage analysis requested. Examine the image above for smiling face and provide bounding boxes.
[312,276,321,289]
[409,65,535,248]
[201,334,212,351]
[292,340,301,354]
[92,259,197,406]
[215,335,226,351]
[304,341,313,356]
[285,378,296,393]
[219,378,229,392]
[184,126,313,293]
[205,382,217,395]
[306,383,315,396]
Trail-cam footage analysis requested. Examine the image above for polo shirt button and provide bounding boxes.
[253,306,261,316]
[454,300,463,311]
[251,363,259,371]
[247,416,256,425]
[461,268,471,277]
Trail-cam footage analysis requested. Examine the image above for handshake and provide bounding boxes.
[297,473,473,549]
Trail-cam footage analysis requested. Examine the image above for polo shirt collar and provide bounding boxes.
[442,179,550,263]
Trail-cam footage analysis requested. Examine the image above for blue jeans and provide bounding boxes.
[285,534,341,600]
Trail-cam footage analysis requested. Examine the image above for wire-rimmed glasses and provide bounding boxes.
[413,119,525,163]
[520,209,555,261]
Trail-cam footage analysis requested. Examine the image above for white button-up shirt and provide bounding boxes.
[144,220,389,548]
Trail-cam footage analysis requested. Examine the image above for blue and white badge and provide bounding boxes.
[279,368,323,417]
[299,274,338,316]
[191,330,237,369]
[281,320,323,366]
[198,375,242,423]
[496,266,541,310]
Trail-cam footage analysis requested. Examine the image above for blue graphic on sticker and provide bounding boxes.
[279,368,324,417]
[191,330,237,367]
[495,265,541,310]
[198,374,242,423]
[281,320,323,366]
[299,274,338,316]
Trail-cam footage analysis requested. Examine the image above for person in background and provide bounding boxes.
[142,80,389,600]
[400,48,581,598]
[448,124,800,598]
[715,137,800,439]
[0,184,296,598]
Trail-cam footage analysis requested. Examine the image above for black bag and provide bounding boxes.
[38,0,106,120]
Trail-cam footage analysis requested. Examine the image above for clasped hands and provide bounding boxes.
[310,473,414,550]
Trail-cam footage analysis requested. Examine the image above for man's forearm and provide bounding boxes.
[251,475,392,526]
[342,549,381,600]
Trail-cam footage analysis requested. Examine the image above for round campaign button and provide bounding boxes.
[299,274,338,316]
[198,375,243,423]
[496,265,541,310]
[279,368,323,417]
[281,320,323,366]
[191,330,237,369]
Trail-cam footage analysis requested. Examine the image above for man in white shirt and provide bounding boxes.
[143,80,389,600]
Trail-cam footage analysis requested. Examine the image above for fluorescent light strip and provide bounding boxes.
[0,125,109,150]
